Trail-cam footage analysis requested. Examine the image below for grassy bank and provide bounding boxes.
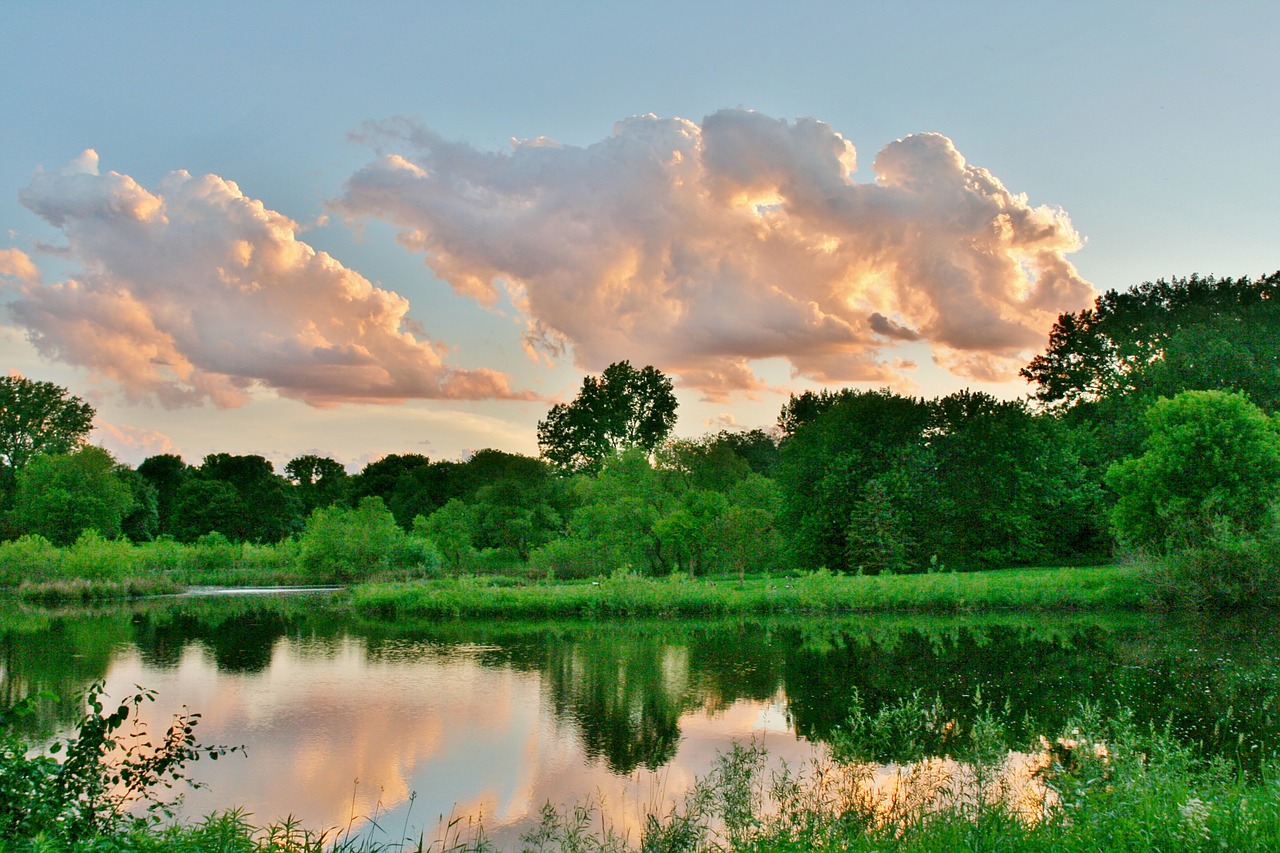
[349,564,1145,620]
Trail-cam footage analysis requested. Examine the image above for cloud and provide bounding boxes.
[91,418,179,465]
[6,151,533,408]
[0,248,40,285]
[337,110,1095,394]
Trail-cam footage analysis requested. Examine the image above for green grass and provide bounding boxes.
[349,564,1146,620]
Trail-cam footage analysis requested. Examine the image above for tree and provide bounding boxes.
[299,496,430,582]
[136,454,189,536]
[774,389,930,570]
[284,454,349,513]
[1022,272,1280,411]
[537,361,678,473]
[0,375,95,472]
[1106,390,1280,553]
[9,446,136,545]
[185,454,303,543]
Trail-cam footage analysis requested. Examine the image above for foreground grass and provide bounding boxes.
[350,564,1145,620]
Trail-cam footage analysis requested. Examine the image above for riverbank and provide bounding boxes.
[349,564,1145,620]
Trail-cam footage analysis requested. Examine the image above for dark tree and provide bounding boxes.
[137,454,189,536]
[174,454,303,543]
[537,361,678,473]
[776,389,861,438]
[775,389,930,570]
[284,454,349,513]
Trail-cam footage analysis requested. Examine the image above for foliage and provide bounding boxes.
[8,446,137,546]
[414,498,478,573]
[136,454,189,537]
[775,389,930,570]
[1139,521,1280,611]
[299,496,435,582]
[0,681,239,845]
[0,534,61,585]
[1106,390,1280,553]
[0,374,95,473]
[1022,271,1280,411]
[283,453,350,513]
[537,361,678,473]
[846,479,913,574]
[170,455,303,544]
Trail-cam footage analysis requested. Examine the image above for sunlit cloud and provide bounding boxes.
[337,110,1095,396]
[91,417,180,465]
[5,151,534,408]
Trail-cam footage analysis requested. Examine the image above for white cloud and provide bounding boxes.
[6,151,534,408]
[337,110,1095,395]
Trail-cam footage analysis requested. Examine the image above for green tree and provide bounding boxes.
[537,361,678,473]
[299,496,431,582]
[1023,272,1280,411]
[414,498,478,573]
[136,454,188,536]
[9,446,136,546]
[180,454,303,543]
[846,479,912,574]
[284,454,349,513]
[0,375,95,472]
[1106,390,1280,553]
[170,479,247,543]
[775,389,930,570]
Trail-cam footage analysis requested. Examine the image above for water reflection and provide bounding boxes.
[3,598,1279,845]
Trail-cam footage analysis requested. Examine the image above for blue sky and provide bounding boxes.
[2,1,1277,470]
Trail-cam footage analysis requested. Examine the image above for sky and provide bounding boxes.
[2,1,1277,472]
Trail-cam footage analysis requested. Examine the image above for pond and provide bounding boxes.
[3,595,1279,847]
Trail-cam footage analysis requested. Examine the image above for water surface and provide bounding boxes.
[4,596,1277,846]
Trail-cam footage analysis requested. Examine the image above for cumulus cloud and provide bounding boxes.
[6,151,532,408]
[337,110,1094,395]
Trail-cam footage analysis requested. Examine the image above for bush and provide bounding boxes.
[1141,519,1280,611]
[0,682,238,845]
[300,497,436,582]
[0,534,61,585]
[60,529,137,581]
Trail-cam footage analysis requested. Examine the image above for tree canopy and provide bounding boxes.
[1022,272,1280,411]
[537,361,678,473]
[1106,390,1280,553]
[0,375,95,471]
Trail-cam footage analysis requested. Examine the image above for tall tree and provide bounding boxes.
[1022,272,1280,411]
[537,361,678,473]
[0,375,95,471]
[136,454,189,536]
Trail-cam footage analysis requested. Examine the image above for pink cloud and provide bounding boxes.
[8,151,534,408]
[337,111,1095,394]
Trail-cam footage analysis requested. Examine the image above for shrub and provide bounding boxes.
[60,529,137,581]
[0,534,61,585]
[300,497,435,582]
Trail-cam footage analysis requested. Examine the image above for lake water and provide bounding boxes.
[4,594,1278,847]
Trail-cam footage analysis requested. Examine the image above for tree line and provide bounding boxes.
[2,272,1279,604]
